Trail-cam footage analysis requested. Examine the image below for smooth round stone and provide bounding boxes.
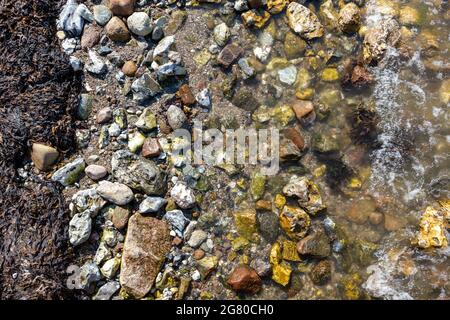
[93,5,112,26]
[127,12,153,36]
[85,164,108,180]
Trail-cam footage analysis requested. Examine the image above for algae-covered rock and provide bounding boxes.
[52,157,85,186]
[241,9,271,29]
[235,208,258,240]
[279,205,311,240]
[338,3,360,33]
[271,104,295,127]
[284,32,306,59]
[282,240,300,262]
[271,261,292,286]
[250,172,266,200]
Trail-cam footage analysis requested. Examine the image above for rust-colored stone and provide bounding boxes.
[227,265,262,294]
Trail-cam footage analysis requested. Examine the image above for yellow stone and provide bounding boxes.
[269,242,282,265]
[347,177,362,189]
[439,79,450,105]
[228,251,237,261]
[313,164,326,178]
[279,205,311,240]
[399,6,422,26]
[321,68,339,82]
[234,208,258,240]
[415,206,448,249]
[239,255,249,264]
[271,104,295,127]
[231,236,249,251]
[193,49,212,66]
[271,262,292,286]
[256,199,272,211]
[295,88,314,100]
[267,0,288,14]
[274,194,286,209]
[266,57,289,71]
[282,240,301,261]
[242,10,271,29]
[236,178,246,189]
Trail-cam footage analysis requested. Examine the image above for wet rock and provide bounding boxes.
[218,43,244,68]
[69,211,91,246]
[292,100,314,120]
[257,211,279,243]
[310,260,331,285]
[369,212,384,225]
[135,108,157,132]
[271,104,295,127]
[213,22,230,46]
[131,73,162,103]
[283,176,326,215]
[52,157,85,186]
[105,17,131,42]
[343,64,373,88]
[164,210,189,237]
[177,84,196,106]
[279,136,303,161]
[363,18,400,63]
[227,265,262,294]
[250,258,271,277]
[399,6,423,26]
[142,138,161,158]
[338,3,360,33]
[171,182,196,209]
[164,10,187,35]
[231,88,259,111]
[97,181,134,205]
[111,205,130,230]
[128,131,145,153]
[96,107,113,124]
[278,65,297,86]
[111,150,167,195]
[283,127,305,151]
[120,214,171,298]
[415,206,448,249]
[77,93,93,120]
[321,68,339,82]
[79,262,101,290]
[439,79,450,104]
[284,32,306,59]
[31,143,59,171]
[238,58,255,80]
[167,105,187,130]
[93,281,120,300]
[279,205,311,240]
[85,164,107,180]
[235,208,258,240]
[81,24,101,49]
[267,0,288,14]
[196,255,218,279]
[297,227,331,258]
[271,261,292,286]
[286,2,324,40]
[312,133,339,153]
[241,10,271,29]
[122,60,137,77]
[93,5,112,26]
[188,230,208,248]
[109,0,135,16]
[127,11,152,36]
[384,214,407,231]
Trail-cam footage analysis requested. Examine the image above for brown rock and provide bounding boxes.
[122,61,137,77]
[141,138,161,158]
[105,17,131,42]
[227,265,262,294]
[31,143,59,171]
[111,205,130,230]
[283,127,305,151]
[193,249,205,260]
[172,236,183,246]
[218,43,244,68]
[248,0,263,9]
[255,199,272,211]
[120,214,171,298]
[108,0,135,16]
[177,84,196,105]
[96,107,113,124]
[310,260,331,285]
[369,212,384,225]
[297,227,331,258]
[292,100,314,120]
[384,214,407,231]
[81,24,101,49]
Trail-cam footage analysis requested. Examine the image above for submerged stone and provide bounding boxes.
[279,205,311,240]
[271,261,292,286]
[415,206,448,249]
[235,208,258,241]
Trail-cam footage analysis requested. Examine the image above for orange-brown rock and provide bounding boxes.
[227,265,262,294]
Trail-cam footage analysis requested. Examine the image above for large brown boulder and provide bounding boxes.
[120,214,171,298]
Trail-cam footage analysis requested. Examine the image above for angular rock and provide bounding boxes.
[283,176,326,215]
[292,100,314,120]
[96,107,113,124]
[120,214,171,298]
[177,84,196,105]
[163,209,190,237]
[196,88,212,108]
[111,205,130,230]
[218,43,244,68]
[188,230,208,248]
[93,281,120,300]
[310,260,332,285]
[105,16,131,42]
[69,211,92,246]
[338,3,360,33]
[297,227,331,258]
[171,182,196,209]
[71,188,106,216]
[31,143,59,171]
[131,73,162,103]
[81,24,101,49]
[141,138,162,158]
[139,196,167,213]
[79,262,101,290]
[279,205,311,241]
[96,180,134,205]
[227,265,262,294]
[415,206,448,249]
[93,5,112,26]
[153,35,175,58]
[213,22,230,46]
[286,2,324,40]
[167,105,187,130]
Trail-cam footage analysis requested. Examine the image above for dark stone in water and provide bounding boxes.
[310,260,332,285]
[257,211,280,243]
[218,43,244,68]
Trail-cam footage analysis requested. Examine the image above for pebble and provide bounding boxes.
[153,35,175,58]
[278,65,297,86]
[81,24,101,49]
[195,88,212,108]
[108,123,121,137]
[187,230,208,248]
[217,43,244,68]
[122,61,137,77]
[96,107,113,124]
[292,100,314,119]
[227,265,262,294]
[238,58,255,79]
[69,211,92,246]
[93,5,112,26]
[105,16,131,42]
[109,0,135,16]
[141,138,162,158]
[171,182,196,209]
[96,180,134,205]
[31,143,59,171]
[93,281,120,300]
[193,249,205,260]
[163,209,190,237]
[139,196,167,213]
[52,157,85,186]
[286,2,324,40]
[177,84,196,105]
[101,257,121,279]
[127,11,153,36]
[213,22,230,46]
[79,262,101,290]
[152,26,164,41]
[85,164,108,180]
[111,205,130,230]
[166,105,187,130]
